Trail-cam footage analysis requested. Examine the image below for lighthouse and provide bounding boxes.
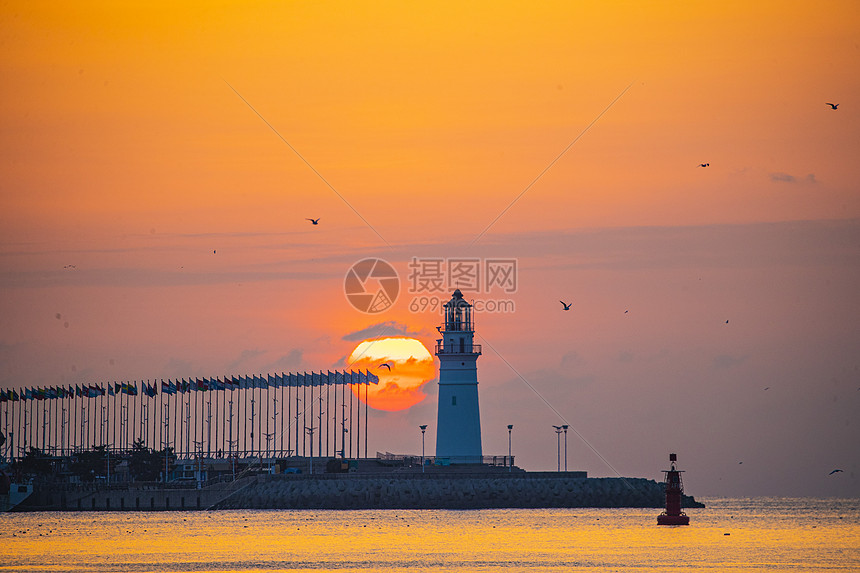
[435,289,483,463]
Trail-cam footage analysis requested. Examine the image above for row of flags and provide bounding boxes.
[0,370,379,403]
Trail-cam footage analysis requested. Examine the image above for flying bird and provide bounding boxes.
[306,218,320,225]
[560,301,572,311]
[829,469,843,475]
[825,103,839,110]
[699,163,710,167]
[725,320,729,324]
[378,363,392,371]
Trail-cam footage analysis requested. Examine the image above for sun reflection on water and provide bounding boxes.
[1,500,858,572]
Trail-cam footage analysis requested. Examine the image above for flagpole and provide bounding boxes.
[284,373,298,456]
[332,375,337,458]
[257,378,262,458]
[251,392,256,458]
[48,391,54,454]
[212,377,217,458]
[185,385,191,459]
[277,376,282,456]
[301,375,306,457]
[364,379,369,459]
[325,376,330,457]
[271,392,278,459]
[174,381,179,459]
[295,386,301,458]
[159,381,164,455]
[163,401,170,481]
[206,383,211,458]
[228,387,233,460]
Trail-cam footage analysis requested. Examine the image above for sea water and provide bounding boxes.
[1,498,858,572]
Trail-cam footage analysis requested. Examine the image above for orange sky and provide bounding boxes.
[1,1,858,497]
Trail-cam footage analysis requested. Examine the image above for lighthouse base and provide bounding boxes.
[657,513,690,525]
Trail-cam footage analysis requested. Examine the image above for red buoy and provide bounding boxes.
[657,453,690,525]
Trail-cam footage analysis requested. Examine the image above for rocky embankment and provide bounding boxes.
[214,474,705,510]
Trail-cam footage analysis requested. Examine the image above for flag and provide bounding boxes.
[108,383,115,396]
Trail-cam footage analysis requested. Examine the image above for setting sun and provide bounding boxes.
[347,337,436,412]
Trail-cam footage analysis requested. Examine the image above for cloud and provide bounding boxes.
[560,350,584,369]
[616,350,635,364]
[771,172,796,183]
[713,354,748,369]
[266,349,303,372]
[770,172,816,184]
[341,321,427,341]
[225,348,267,372]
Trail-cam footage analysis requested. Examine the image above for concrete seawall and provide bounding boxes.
[21,474,704,511]
[215,474,705,510]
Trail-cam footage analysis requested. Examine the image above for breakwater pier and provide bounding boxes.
[17,466,703,511]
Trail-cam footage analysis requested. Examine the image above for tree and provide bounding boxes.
[68,445,107,482]
[128,440,174,482]
[17,447,53,477]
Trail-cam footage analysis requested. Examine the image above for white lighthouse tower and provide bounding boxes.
[435,289,483,463]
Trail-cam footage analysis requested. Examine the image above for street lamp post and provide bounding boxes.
[305,426,314,474]
[562,424,569,471]
[419,425,427,473]
[507,424,513,472]
[552,425,563,471]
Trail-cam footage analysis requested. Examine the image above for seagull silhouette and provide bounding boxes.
[378,363,392,371]
[829,469,843,475]
[699,163,710,167]
[825,103,839,110]
[560,301,572,311]
[306,218,320,225]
